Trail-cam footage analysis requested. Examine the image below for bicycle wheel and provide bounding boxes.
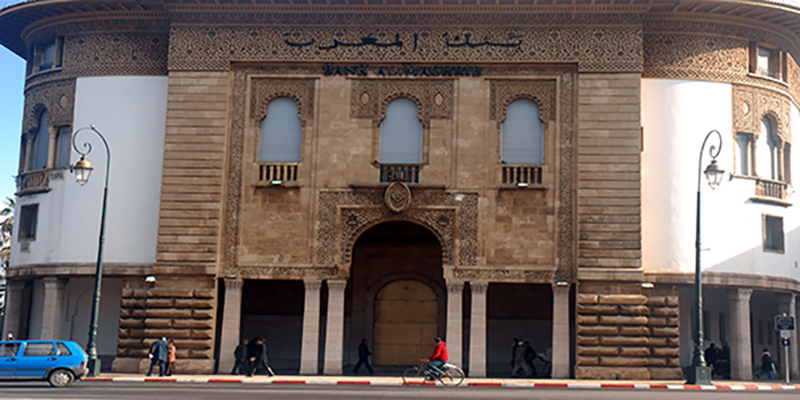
[402,366,426,385]
[438,366,465,387]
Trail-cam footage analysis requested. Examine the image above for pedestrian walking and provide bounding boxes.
[250,337,275,376]
[147,336,170,377]
[511,341,534,377]
[232,338,251,376]
[756,348,775,379]
[352,338,374,374]
[523,341,539,377]
[165,338,177,376]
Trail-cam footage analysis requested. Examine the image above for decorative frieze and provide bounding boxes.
[350,79,454,122]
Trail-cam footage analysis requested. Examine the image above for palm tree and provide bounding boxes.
[0,197,13,262]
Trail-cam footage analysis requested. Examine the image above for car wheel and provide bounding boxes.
[48,369,75,387]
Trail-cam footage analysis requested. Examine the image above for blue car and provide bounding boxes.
[0,340,88,387]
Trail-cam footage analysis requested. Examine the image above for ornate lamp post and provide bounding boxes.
[686,130,725,385]
[70,125,110,377]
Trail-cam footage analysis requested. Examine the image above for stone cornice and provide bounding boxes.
[645,270,800,293]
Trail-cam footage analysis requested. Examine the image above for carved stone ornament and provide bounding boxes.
[250,78,315,121]
[23,79,76,138]
[489,79,556,121]
[167,11,644,72]
[316,189,479,272]
[385,182,412,213]
[351,79,454,122]
[643,17,800,107]
[733,84,791,143]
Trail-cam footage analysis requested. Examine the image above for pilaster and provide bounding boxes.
[323,279,347,375]
[469,281,488,377]
[445,281,464,368]
[551,283,570,378]
[41,277,67,340]
[3,280,25,339]
[300,279,322,375]
[218,278,243,374]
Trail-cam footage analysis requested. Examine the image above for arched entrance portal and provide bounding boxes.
[345,221,445,370]
[373,280,438,365]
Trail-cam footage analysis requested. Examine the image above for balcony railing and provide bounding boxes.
[16,169,50,194]
[258,163,299,184]
[379,164,420,183]
[755,177,788,200]
[501,164,543,186]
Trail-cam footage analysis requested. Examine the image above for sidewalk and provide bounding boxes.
[83,374,800,391]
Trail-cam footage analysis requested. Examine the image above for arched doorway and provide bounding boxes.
[373,279,437,365]
[345,221,445,370]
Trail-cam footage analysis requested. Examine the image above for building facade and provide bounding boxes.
[1,0,799,380]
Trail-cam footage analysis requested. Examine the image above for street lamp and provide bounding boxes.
[70,125,110,377]
[686,129,725,385]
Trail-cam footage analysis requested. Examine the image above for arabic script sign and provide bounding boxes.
[323,63,482,77]
[285,32,524,52]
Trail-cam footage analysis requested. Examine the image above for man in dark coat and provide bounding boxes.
[718,342,731,379]
[704,343,719,376]
[147,336,170,377]
[232,338,251,376]
[352,338,374,374]
[250,337,275,376]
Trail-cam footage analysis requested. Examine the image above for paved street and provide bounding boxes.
[0,382,798,400]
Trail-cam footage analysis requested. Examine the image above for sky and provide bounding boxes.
[0,1,26,206]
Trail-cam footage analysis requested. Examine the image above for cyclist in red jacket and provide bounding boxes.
[426,337,448,377]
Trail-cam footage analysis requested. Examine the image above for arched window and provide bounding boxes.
[31,110,50,171]
[258,98,302,163]
[501,99,544,164]
[758,117,779,180]
[379,98,423,164]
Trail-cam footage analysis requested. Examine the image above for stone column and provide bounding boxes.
[551,283,570,378]
[300,280,322,375]
[728,288,753,381]
[40,277,66,339]
[218,278,243,374]
[469,281,488,377]
[777,292,798,379]
[323,280,347,375]
[445,281,464,368]
[3,280,25,339]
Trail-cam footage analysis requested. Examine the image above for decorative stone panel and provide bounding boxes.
[167,10,643,72]
[250,78,315,121]
[22,79,75,136]
[24,17,169,88]
[733,84,792,143]
[489,79,556,122]
[315,188,479,271]
[350,79,453,123]
[575,293,681,380]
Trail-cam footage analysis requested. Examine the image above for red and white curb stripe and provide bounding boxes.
[83,377,800,390]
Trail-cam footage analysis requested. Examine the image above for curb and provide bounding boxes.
[82,377,800,390]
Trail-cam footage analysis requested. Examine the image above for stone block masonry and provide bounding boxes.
[112,278,218,374]
[575,292,681,380]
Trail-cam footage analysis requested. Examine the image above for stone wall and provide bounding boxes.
[112,278,217,374]
[575,292,681,380]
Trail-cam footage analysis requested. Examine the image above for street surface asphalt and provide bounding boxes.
[0,382,797,400]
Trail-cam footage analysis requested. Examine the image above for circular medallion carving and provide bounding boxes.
[360,92,370,105]
[434,92,444,105]
[58,95,69,110]
[385,182,412,213]
[741,101,749,116]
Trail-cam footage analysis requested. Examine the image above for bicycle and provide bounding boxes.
[402,359,465,386]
